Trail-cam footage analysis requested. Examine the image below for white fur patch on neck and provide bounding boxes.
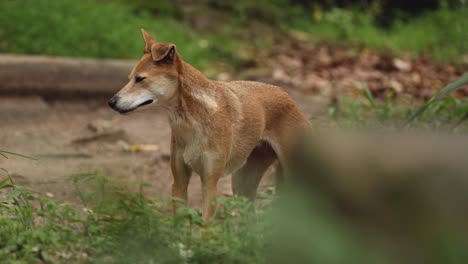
[191,89,218,112]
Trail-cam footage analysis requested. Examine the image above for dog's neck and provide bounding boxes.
[178,60,211,92]
[165,57,213,126]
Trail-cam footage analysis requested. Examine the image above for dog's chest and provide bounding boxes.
[182,139,204,168]
[173,127,243,176]
[183,140,249,177]
[172,123,206,168]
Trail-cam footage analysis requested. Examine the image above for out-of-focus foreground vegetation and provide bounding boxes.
[0,0,466,68]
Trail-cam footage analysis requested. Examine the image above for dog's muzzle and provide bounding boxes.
[107,96,154,114]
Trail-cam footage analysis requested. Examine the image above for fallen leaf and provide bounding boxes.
[128,144,160,153]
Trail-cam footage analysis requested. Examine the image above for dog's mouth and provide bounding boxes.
[118,99,154,114]
[137,99,154,107]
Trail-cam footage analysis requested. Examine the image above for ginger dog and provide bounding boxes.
[108,29,308,220]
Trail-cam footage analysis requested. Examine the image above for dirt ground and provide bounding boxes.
[0,92,323,208]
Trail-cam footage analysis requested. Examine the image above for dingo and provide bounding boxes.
[108,29,308,220]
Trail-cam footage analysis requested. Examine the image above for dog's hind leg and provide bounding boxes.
[232,141,276,202]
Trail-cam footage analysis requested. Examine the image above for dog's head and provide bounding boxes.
[108,29,180,113]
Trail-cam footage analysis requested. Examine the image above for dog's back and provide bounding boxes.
[212,80,309,174]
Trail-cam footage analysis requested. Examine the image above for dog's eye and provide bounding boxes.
[135,76,146,83]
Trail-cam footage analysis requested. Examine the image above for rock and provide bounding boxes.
[393,58,412,72]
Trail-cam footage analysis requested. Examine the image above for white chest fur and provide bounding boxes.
[171,120,207,170]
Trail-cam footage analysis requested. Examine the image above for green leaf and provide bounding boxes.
[403,74,468,127]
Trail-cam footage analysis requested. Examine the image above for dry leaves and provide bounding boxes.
[243,41,468,100]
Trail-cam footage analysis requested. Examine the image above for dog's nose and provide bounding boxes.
[108,97,117,109]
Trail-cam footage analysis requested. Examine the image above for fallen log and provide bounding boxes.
[0,54,135,99]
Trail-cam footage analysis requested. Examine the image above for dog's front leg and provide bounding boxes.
[170,137,192,215]
[200,157,225,221]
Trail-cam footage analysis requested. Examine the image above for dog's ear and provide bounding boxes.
[141,28,156,54]
[150,43,176,63]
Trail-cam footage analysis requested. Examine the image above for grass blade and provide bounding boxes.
[0,177,11,189]
[363,83,377,108]
[402,74,468,127]
[0,150,37,160]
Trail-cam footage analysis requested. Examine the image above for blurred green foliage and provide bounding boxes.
[206,0,304,25]
[114,0,182,17]
[326,94,468,130]
[293,7,467,63]
[0,0,224,69]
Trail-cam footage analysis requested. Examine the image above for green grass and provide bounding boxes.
[322,93,468,131]
[324,95,468,131]
[314,75,468,130]
[290,7,467,63]
[0,0,230,69]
